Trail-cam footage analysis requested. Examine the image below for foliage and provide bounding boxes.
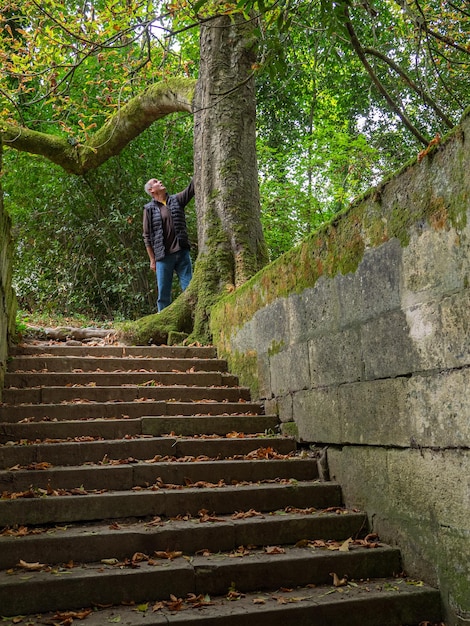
[16,308,113,332]
[4,117,195,320]
[0,1,197,137]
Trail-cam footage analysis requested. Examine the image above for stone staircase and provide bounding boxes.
[0,342,442,625]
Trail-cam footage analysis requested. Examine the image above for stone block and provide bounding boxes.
[277,393,293,423]
[406,369,470,448]
[440,289,470,369]
[231,298,289,354]
[308,327,362,386]
[286,276,341,342]
[402,298,446,369]
[338,378,410,446]
[292,387,341,443]
[263,397,279,418]
[361,310,421,379]
[256,352,272,401]
[269,342,310,396]
[385,448,470,530]
[401,225,469,305]
[336,239,402,328]
[281,421,299,439]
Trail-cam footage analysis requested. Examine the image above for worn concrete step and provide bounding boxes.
[7,356,228,374]
[0,414,280,443]
[0,545,405,616]
[2,384,252,405]
[0,480,342,526]
[12,579,440,626]
[0,400,264,422]
[0,457,319,493]
[4,370,239,388]
[9,345,218,358]
[0,509,368,569]
[0,435,297,468]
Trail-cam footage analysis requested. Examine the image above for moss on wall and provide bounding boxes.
[225,349,260,398]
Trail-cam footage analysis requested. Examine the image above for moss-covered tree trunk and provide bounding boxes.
[193,14,268,287]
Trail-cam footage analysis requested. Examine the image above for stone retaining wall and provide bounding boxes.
[0,141,17,400]
[211,114,470,625]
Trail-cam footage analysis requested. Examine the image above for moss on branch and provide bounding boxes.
[1,78,196,175]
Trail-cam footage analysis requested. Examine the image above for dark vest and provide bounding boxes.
[144,194,190,261]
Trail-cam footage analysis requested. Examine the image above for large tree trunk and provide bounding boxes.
[121,13,268,345]
[194,14,268,288]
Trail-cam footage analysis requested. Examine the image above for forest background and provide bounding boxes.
[2,0,469,325]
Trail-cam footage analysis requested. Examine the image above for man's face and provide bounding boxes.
[149,179,166,194]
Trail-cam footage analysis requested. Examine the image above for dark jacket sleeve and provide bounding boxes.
[175,179,194,208]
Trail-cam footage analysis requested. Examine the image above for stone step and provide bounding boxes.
[0,457,318,493]
[18,579,439,626]
[0,480,342,526]
[0,435,297,467]
[0,545,405,616]
[4,370,239,388]
[0,400,264,422]
[9,345,218,359]
[0,509,368,569]
[0,414,280,443]
[2,384,251,405]
[7,355,228,373]
[0,341,443,625]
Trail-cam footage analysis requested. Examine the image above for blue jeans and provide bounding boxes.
[156,249,192,311]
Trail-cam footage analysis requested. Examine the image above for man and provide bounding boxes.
[143,177,194,311]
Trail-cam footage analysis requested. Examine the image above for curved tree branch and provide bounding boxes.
[1,78,196,174]
[363,47,455,129]
[342,4,429,146]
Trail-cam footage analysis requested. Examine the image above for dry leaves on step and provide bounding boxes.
[231,509,263,519]
[265,546,286,554]
[53,609,93,622]
[198,509,224,523]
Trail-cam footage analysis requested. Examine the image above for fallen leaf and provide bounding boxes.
[167,595,184,611]
[131,552,149,563]
[339,538,353,552]
[330,572,348,587]
[154,550,182,560]
[17,559,46,571]
[226,589,244,600]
